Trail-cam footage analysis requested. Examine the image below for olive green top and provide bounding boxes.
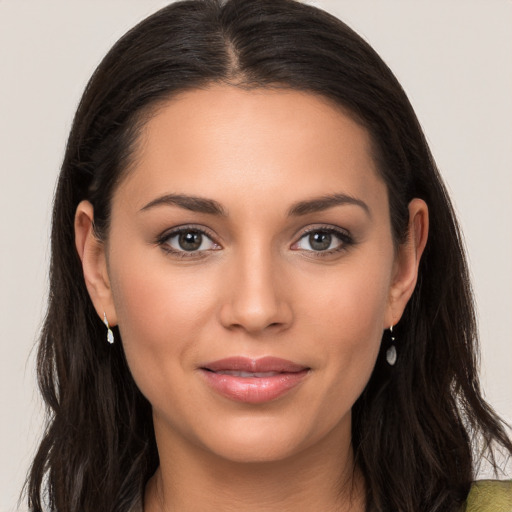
[462,480,512,512]
[129,480,512,511]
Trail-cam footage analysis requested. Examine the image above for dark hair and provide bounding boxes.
[27,1,512,511]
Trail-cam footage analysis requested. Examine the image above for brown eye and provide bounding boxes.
[293,228,352,254]
[308,232,332,251]
[178,231,203,251]
[162,228,218,253]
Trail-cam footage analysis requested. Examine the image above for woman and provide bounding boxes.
[26,0,512,510]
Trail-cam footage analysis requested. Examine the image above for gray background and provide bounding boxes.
[1,1,511,510]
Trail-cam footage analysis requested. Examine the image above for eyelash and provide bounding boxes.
[156,225,354,259]
[156,225,219,259]
[293,226,354,257]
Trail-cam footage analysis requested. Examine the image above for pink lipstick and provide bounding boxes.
[199,356,309,404]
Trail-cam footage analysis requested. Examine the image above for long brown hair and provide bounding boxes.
[27,1,512,510]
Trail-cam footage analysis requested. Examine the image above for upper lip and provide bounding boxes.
[201,356,308,373]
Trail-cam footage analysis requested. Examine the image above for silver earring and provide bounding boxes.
[103,312,114,344]
[386,325,397,366]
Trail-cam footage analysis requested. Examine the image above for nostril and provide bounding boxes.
[218,291,293,334]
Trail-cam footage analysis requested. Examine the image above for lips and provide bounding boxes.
[199,357,310,404]
[214,370,281,377]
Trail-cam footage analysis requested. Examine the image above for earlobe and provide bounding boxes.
[386,198,429,327]
[74,200,117,326]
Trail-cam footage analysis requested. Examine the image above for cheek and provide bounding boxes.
[111,244,220,330]
[305,255,391,343]
[108,254,219,397]
[301,256,392,400]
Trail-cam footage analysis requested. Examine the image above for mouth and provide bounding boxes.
[199,357,310,404]
[208,370,282,378]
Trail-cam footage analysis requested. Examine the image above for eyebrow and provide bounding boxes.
[287,193,371,217]
[140,192,370,218]
[140,194,227,216]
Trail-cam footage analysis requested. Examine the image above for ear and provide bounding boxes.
[385,198,429,328]
[74,200,117,326]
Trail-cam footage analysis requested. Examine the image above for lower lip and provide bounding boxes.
[200,369,309,404]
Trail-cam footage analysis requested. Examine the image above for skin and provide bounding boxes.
[75,85,428,511]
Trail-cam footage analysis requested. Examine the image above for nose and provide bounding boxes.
[218,245,293,335]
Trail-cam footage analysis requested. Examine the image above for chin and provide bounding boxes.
[207,437,304,464]
[191,414,339,465]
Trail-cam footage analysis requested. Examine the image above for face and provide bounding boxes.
[77,85,426,465]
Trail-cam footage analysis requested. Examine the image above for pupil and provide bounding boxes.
[309,232,331,251]
[179,231,202,251]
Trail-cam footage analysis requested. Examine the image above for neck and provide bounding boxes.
[144,419,365,512]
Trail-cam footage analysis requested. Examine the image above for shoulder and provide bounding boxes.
[462,480,512,512]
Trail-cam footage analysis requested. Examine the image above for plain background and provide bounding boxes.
[1,1,511,510]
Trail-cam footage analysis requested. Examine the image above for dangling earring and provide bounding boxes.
[386,325,397,366]
[103,312,114,344]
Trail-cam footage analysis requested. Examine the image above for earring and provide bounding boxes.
[386,325,397,366]
[103,312,114,344]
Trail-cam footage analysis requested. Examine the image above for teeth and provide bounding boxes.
[216,370,280,378]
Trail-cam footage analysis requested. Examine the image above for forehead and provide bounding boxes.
[118,85,385,212]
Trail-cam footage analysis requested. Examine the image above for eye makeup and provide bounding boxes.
[155,222,356,260]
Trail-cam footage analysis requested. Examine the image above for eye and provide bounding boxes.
[293,228,352,253]
[159,227,219,254]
